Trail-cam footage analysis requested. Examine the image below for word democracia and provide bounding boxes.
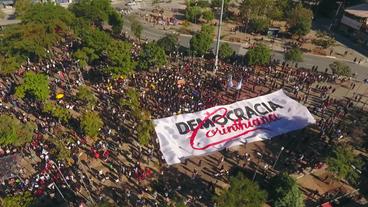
[176,101,284,135]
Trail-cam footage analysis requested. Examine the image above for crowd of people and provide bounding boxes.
[0,32,364,206]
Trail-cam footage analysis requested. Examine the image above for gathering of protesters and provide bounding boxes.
[0,27,365,206]
[1,0,368,205]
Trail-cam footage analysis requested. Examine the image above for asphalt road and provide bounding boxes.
[2,2,368,80]
[121,18,368,80]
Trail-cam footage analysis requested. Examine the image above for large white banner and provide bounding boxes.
[153,90,316,165]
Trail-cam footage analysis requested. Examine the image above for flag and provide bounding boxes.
[227,75,233,88]
[236,78,243,90]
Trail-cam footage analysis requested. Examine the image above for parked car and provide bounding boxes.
[0,0,14,8]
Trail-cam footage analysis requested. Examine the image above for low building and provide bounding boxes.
[339,3,368,46]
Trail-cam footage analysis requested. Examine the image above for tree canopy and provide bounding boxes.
[0,56,22,75]
[240,0,274,20]
[190,24,214,56]
[214,172,267,207]
[21,3,75,31]
[248,16,270,33]
[14,0,32,18]
[80,111,103,138]
[284,47,303,62]
[329,61,351,77]
[76,26,112,64]
[15,71,50,101]
[218,42,234,60]
[0,114,36,146]
[120,88,154,146]
[246,43,271,65]
[77,85,98,109]
[43,101,72,123]
[202,9,215,22]
[1,3,75,62]
[2,191,35,207]
[106,40,136,75]
[287,4,313,37]
[185,6,202,23]
[327,145,363,185]
[108,11,124,35]
[157,34,179,55]
[138,42,167,70]
[269,173,305,207]
[69,0,113,27]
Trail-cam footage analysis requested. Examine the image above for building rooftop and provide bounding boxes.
[345,3,368,18]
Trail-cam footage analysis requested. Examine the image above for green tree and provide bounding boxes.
[0,114,36,146]
[287,4,313,37]
[284,47,303,63]
[108,11,123,35]
[202,9,214,22]
[77,27,112,63]
[240,0,274,21]
[1,3,74,62]
[2,191,35,207]
[119,88,153,146]
[15,71,50,101]
[214,172,267,207]
[49,137,73,166]
[105,40,136,75]
[157,34,179,55]
[190,24,214,56]
[42,101,71,123]
[80,111,103,138]
[77,85,97,108]
[15,0,32,18]
[0,56,22,75]
[69,0,113,27]
[218,42,234,60]
[138,42,167,70]
[271,0,294,20]
[21,3,75,36]
[327,145,363,185]
[131,20,143,40]
[269,173,305,207]
[73,48,91,68]
[201,24,215,35]
[329,61,351,76]
[1,23,50,61]
[196,0,211,7]
[248,16,270,33]
[185,6,202,23]
[246,43,271,65]
[137,112,154,146]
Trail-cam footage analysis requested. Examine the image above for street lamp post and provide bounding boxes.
[273,146,285,169]
[214,0,224,73]
[51,161,71,189]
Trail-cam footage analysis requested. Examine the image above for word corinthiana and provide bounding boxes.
[154,90,316,165]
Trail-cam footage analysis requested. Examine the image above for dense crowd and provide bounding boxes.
[0,35,362,206]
